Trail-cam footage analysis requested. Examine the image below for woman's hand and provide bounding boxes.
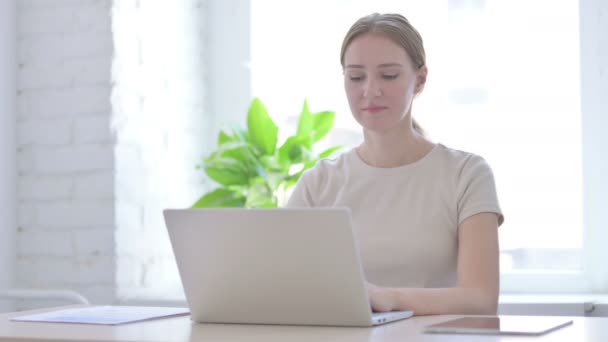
[366,282,398,312]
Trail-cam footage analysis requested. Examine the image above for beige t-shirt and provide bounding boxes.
[286,144,503,288]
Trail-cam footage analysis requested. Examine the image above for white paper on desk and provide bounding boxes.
[10,306,190,325]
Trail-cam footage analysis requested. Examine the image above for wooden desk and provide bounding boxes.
[1,306,607,342]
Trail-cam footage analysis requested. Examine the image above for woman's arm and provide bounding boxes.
[368,212,500,315]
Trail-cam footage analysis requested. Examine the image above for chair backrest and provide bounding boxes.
[0,288,89,312]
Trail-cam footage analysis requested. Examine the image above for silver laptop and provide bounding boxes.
[163,208,414,327]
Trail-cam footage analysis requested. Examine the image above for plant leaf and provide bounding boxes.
[217,130,234,146]
[192,188,246,208]
[283,165,309,189]
[247,98,278,155]
[231,125,252,144]
[318,145,342,159]
[216,142,259,169]
[278,135,309,167]
[245,182,276,208]
[296,99,313,137]
[311,111,335,143]
[204,157,250,186]
[259,155,280,171]
[265,171,285,192]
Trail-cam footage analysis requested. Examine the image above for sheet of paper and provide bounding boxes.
[10,306,190,325]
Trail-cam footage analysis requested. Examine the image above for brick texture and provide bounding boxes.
[16,0,115,307]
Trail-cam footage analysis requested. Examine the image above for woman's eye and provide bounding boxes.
[382,74,399,80]
[349,75,364,82]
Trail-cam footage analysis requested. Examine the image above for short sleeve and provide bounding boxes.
[284,170,315,207]
[456,155,504,227]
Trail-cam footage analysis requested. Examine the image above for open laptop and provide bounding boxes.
[163,208,414,327]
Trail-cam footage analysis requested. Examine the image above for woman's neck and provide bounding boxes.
[357,125,434,168]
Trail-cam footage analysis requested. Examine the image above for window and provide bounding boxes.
[245,0,605,293]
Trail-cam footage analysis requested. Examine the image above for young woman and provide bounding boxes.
[287,13,504,315]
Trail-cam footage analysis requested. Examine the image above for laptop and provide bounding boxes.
[163,207,414,327]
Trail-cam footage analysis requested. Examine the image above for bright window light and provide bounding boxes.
[251,0,583,275]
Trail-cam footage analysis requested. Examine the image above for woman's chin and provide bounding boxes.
[355,115,410,134]
[359,119,399,134]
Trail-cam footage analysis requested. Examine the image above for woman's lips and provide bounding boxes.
[363,106,387,114]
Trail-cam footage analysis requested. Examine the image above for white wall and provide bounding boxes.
[207,0,252,146]
[16,0,116,308]
[0,0,17,312]
[111,0,208,301]
[13,0,211,307]
[10,0,250,307]
[580,0,608,292]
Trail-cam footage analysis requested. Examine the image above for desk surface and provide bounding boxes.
[1,306,607,342]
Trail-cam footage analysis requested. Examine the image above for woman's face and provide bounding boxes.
[343,33,426,133]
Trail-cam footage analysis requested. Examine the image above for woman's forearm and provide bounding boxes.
[389,287,498,316]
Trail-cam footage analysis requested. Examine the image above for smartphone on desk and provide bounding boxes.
[424,316,573,336]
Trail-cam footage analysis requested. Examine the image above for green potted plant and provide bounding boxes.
[193,97,341,208]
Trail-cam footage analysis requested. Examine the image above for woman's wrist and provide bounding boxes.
[387,287,405,311]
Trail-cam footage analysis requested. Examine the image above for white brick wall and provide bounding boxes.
[73,171,114,199]
[15,0,214,308]
[111,0,208,301]
[20,58,111,89]
[22,145,114,174]
[18,176,72,200]
[0,0,17,312]
[16,0,115,307]
[19,86,112,118]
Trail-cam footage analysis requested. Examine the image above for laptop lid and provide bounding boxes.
[164,208,405,326]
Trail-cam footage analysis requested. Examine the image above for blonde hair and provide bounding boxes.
[340,13,427,136]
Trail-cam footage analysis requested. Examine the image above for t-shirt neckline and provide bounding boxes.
[349,143,443,175]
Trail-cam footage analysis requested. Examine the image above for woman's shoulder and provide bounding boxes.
[287,149,354,206]
[299,148,356,183]
[433,144,491,170]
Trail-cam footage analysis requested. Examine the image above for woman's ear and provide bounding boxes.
[415,66,428,94]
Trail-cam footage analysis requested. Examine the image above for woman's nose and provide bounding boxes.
[363,79,382,98]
